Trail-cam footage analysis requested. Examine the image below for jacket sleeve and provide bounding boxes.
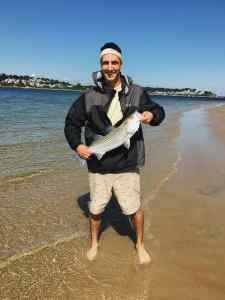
[64,93,87,150]
[139,90,165,126]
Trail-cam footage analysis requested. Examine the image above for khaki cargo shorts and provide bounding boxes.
[88,169,141,215]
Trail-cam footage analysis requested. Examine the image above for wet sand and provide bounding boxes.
[1,105,225,299]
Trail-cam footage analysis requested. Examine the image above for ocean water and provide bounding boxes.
[0,87,224,180]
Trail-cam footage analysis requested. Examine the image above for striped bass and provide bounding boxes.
[89,111,141,160]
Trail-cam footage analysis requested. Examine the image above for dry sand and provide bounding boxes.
[1,105,225,299]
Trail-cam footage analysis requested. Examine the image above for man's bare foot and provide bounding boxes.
[86,244,98,261]
[136,244,151,264]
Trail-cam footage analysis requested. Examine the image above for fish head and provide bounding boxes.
[126,111,141,135]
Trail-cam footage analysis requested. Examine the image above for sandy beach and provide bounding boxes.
[1,104,225,299]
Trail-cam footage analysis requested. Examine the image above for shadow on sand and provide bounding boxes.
[77,192,136,243]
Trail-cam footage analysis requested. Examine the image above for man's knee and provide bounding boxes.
[130,207,144,219]
[89,212,102,220]
[89,203,107,216]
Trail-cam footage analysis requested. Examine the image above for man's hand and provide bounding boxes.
[140,111,154,124]
[76,144,92,160]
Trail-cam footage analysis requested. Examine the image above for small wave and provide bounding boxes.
[0,168,53,185]
[0,232,86,270]
[144,102,223,203]
[147,152,181,204]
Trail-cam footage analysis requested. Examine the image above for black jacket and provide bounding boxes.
[64,72,165,173]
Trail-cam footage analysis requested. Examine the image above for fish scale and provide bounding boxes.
[89,111,141,160]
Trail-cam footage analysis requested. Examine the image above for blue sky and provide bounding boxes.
[1,0,225,94]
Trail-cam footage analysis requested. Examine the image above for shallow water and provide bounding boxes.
[1,88,225,299]
[0,87,223,180]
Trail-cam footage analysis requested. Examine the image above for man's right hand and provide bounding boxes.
[76,144,92,160]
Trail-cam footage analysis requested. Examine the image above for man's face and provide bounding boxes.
[101,53,122,85]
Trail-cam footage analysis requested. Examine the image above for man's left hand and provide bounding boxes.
[140,111,154,124]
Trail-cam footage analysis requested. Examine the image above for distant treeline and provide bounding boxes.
[0,73,88,90]
[0,73,62,83]
[144,86,215,96]
[145,87,196,92]
[0,73,69,84]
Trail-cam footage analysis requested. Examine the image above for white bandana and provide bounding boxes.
[100,48,122,60]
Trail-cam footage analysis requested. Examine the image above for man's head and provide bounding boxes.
[100,42,122,87]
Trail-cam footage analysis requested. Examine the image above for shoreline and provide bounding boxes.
[148,93,225,99]
[0,85,85,93]
[0,85,224,99]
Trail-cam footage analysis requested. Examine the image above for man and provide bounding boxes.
[64,42,165,264]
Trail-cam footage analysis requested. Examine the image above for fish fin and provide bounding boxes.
[79,159,86,168]
[95,152,104,160]
[75,155,86,168]
[123,138,130,149]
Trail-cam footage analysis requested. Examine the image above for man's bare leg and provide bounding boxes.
[86,214,101,261]
[131,208,151,264]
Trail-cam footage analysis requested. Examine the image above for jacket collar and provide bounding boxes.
[92,71,132,95]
